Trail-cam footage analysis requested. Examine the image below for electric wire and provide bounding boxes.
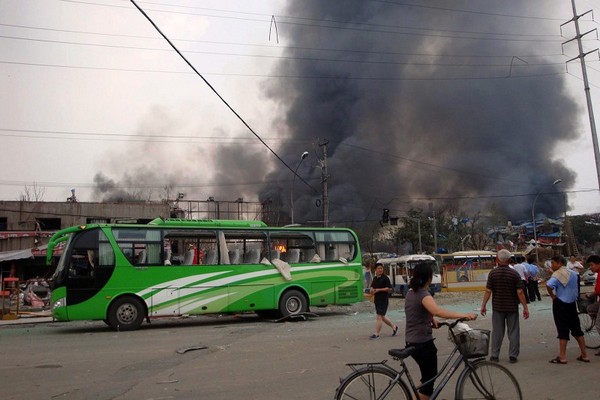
[0,23,567,59]
[136,0,563,38]
[0,59,566,81]
[59,0,564,43]
[128,1,319,196]
[0,34,568,69]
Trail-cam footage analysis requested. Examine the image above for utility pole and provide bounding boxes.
[562,0,600,189]
[432,209,438,254]
[319,139,329,227]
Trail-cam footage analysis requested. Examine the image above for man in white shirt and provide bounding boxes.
[566,256,583,297]
[511,261,530,303]
[567,256,584,272]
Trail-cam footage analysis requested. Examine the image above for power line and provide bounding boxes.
[137,0,563,37]
[58,0,563,43]
[128,0,320,196]
[0,34,567,69]
[0,128,311,144]
[0,176,321,189]
[0,23,567,59]
[338,143,532,186]
[372,0,566,22]
[0,59,566,81]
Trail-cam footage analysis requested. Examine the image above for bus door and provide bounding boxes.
[65,228,115,308]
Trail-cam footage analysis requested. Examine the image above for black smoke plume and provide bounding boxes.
[260,0,579,224]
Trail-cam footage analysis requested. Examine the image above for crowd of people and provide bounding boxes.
[368,252,598,400]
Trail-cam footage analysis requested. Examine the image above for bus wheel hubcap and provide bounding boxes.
[286,297,300,313]
[117,304,137,323]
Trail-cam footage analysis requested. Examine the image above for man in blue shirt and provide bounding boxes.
[546,256,589,364]
[525,256,541,302]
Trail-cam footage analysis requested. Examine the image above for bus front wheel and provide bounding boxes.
[107,296,146,331]
[279,289,308,318]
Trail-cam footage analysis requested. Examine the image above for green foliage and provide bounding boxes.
[570,215,600,249]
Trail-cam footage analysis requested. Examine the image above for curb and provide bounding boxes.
[0,316,53,326]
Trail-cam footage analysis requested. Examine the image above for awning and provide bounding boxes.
[0,248,34,262]
[0,243,57,263]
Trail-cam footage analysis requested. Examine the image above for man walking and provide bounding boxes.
[546,256,589,364]
[481,249,529,363]
[526,255,542,302]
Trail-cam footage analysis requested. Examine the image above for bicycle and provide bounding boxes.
[334,319,522,400]
[577,295,600,349]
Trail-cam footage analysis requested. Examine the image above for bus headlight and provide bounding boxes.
[52,297,66,310]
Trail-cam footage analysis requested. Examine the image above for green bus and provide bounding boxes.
[47,218,362,330]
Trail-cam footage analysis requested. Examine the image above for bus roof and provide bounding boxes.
[377,254,436,264]
[148,218,268,228]
[438,251,497,258]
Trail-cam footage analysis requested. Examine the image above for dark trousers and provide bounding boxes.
[407,340,438,397]
[527,278,541,301]
[522,280,530,303]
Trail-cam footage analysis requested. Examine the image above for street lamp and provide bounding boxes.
[532,179,562,264]
[291,151,309,224]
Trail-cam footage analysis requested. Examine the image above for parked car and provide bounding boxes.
[582,268,597,286]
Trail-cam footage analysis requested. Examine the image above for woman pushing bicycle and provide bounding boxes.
[405,263,477,400]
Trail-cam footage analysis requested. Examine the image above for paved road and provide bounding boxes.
[0,293,595,399]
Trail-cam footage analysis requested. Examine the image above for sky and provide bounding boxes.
[2,0,600,224]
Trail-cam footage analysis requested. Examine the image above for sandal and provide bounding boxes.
[549,357,567,364]
[577,356,590,363]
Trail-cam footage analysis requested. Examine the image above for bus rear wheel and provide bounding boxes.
[107,296,146,331]
[279,289,308,318]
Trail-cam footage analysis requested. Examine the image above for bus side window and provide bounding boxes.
[287,248,300,264]
[222,230,267,265]
[229,249,241,264]
[204,248,218,265]
[243,248,261,264]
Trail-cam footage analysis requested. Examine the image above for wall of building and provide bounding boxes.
[0,201,172,252]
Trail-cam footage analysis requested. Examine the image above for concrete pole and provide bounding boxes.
[569,0,600,188]
[319,140,329,227]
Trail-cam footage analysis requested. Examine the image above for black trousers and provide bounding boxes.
[406,339,438,396]
[527,278,541,301]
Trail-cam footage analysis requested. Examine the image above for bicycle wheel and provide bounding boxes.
[456,360,522,400]
[579,312,600,349]
[334,365,411,400]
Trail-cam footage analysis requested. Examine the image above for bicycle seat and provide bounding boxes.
[388,347,417,359]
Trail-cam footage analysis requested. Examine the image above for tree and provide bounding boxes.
[394,208,434,254]
[464,212,493,250]
[19,183,46,201]
[570,214,600,253]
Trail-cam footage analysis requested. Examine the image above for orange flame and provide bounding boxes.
[274,244,287,253]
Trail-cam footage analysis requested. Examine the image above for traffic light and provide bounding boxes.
[382,208,390,223]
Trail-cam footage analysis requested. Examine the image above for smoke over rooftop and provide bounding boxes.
[259,0,579,224]
[93,1,581,225]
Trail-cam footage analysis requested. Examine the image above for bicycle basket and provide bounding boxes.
[453,329,490,358]
[577,297,594,314]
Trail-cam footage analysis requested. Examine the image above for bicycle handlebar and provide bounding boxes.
[437,317,471,329]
